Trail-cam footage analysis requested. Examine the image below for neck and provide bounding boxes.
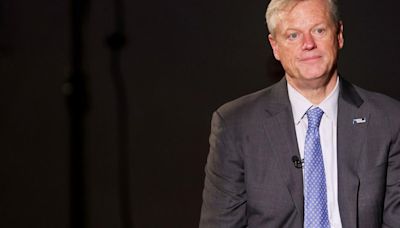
[286,73,338,105]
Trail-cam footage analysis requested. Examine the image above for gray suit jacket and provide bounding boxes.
[200,77,400,227]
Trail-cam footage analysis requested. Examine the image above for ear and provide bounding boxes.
[268,34,280,60]
[337,21,344,49]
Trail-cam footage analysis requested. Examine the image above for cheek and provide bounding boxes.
[323,39,338,54]
[279,47,297,61]
[325,45,338,61]
[279,53,298,73]
[283,52,297,66]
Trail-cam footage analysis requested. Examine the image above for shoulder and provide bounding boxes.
[217,87,270,116]
[215,79,288,124]
[354,84,400,114]
[340,78,400,113]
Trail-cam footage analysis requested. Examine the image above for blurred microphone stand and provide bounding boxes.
[106,0,133,227]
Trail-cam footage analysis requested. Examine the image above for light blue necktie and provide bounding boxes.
[304,107,330,228]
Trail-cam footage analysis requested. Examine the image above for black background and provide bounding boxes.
[1,0,400,227]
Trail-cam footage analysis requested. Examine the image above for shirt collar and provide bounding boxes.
[287,76,340,125]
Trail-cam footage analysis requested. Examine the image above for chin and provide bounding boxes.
[301,66,330,78]
[301,72,326,80]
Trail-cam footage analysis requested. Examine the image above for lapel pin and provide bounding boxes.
[353,118,367,124]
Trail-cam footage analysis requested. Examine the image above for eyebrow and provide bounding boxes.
[283,23,327,33]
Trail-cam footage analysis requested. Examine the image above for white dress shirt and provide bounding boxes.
[287,77,342,228]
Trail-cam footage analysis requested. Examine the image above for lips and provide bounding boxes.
[300,55,322,61]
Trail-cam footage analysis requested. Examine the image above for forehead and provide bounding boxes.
[276,0,332,31]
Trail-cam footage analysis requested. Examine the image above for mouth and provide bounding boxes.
[300,56,322,62]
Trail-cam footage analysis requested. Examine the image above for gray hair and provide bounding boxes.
[265,0,340,35]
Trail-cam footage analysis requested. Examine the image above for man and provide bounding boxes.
[199,0,400,227]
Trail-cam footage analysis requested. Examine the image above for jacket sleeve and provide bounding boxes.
[199,111,247,228]
[383,122,400,227]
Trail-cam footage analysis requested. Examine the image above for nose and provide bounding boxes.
[302,33,316,50]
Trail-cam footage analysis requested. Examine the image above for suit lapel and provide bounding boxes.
[260,78,368,226]
[262,78,305,221]
[337,79,368,228]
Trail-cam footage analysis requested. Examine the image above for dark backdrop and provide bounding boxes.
[1,0,400,227]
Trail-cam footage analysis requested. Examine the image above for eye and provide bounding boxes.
[288,32,299,40]
[314,28,326,35]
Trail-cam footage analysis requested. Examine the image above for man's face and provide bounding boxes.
[268,0,344,86]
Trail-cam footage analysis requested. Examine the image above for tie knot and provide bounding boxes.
[306,107,324,129]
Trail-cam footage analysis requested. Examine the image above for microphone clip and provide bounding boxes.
[292,156,304,169]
